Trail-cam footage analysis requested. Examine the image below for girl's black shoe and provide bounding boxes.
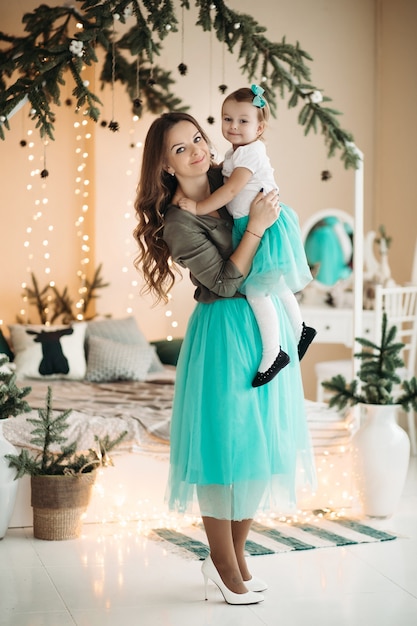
[298,323,317,360]
[252,350,290,387]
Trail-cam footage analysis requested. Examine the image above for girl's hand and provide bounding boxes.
[247,189,280,237]
[178,197,197,214]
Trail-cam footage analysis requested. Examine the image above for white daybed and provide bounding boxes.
[2,317,356,529]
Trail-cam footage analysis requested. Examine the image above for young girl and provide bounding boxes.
[178,85,316,387]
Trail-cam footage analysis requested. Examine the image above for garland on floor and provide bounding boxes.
[0,0,359,168]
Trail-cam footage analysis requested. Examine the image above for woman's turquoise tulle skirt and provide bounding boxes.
[233,203,312,297]
[166,296,316,520]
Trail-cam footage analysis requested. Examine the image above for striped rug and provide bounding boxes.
[152,518,397,560]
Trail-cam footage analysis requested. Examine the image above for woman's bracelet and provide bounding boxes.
[246,228,262,239]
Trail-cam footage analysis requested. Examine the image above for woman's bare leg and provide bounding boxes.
[202,516,249,594]
[232,519,253,581]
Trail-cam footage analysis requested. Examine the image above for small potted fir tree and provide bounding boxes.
[322,313,417,517]
[5,384,127,540]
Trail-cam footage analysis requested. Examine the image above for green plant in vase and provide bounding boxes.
[322,312,417,518]
[322,312,417,411]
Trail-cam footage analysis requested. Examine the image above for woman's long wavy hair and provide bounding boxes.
[133,112,212,304]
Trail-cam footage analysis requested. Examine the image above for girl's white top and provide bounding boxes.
[222,140,278,219]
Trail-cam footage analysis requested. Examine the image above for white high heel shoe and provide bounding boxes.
[244,575,268,592]
[201,556,265,605]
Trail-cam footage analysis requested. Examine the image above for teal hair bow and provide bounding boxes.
[251,84,266,108]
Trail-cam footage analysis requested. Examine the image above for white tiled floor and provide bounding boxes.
[1,458,417,626]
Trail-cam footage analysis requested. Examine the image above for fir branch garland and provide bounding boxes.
[0,0,360,168]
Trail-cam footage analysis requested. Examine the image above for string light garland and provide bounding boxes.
[120,113,142,317]
[164,291,179,342]
[20,121,56,324]
[112,109,180,334]
[73,112,93,320]
[82,437,358,532]
[19,61,97,324]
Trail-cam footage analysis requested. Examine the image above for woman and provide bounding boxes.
[133,112,315,605]
[178,86,316,384]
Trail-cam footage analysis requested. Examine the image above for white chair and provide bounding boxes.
[315,284,417,455]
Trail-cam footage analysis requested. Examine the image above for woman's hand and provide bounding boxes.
[230,188,280,277]
[247,189,280,237]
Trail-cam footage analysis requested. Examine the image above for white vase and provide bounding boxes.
[352,404,410,518]
[0,420,19,539]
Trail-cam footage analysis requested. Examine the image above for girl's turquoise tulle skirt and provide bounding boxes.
[166,296,316,520]
[233,203,312,297]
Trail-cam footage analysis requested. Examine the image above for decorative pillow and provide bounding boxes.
[151,338,183,366]
[85,316,165,373]
[0,328,14,361]
[8,322,87,380]
[85,336,155,382]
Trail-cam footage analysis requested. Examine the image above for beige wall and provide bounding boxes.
[374,0,417,284]
[0,0,416,400]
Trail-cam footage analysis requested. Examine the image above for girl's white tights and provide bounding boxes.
[247,295,281,373]
[248,288,303,373]
[279,287,303,342]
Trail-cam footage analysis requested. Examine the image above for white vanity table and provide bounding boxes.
[300,304,374,347]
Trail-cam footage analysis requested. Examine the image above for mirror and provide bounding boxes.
[301,209,354,288]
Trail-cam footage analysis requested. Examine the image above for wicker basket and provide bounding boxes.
[31,472,96,540]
